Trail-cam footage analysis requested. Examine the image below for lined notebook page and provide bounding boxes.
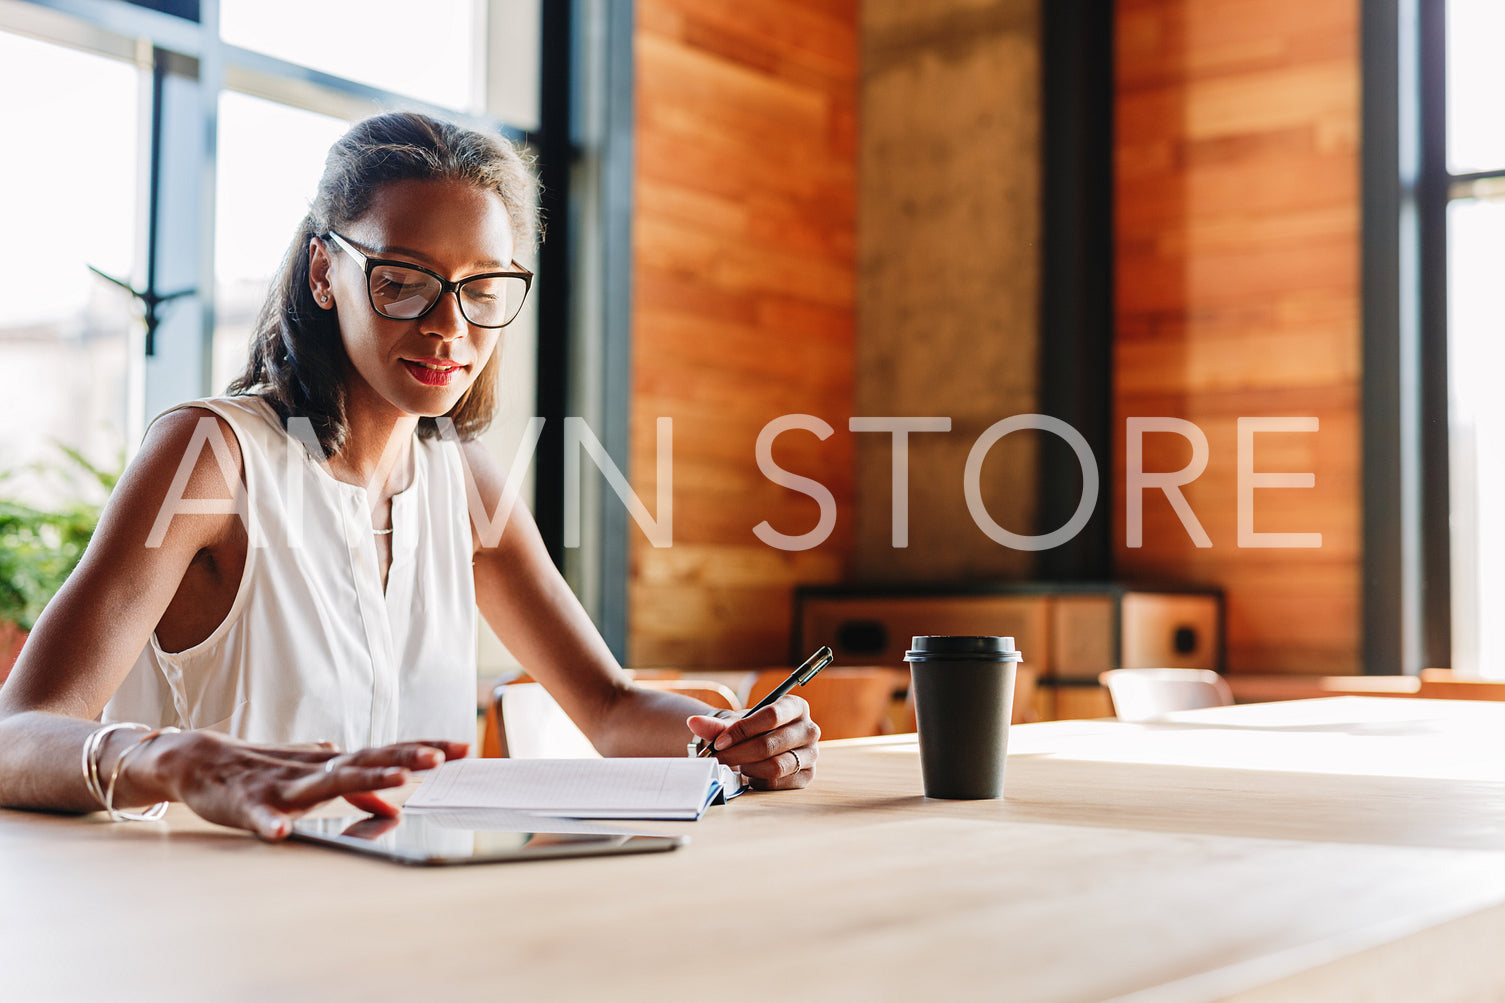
[403,758,725,820]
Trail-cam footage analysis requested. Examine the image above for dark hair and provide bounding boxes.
[228,111,537,456]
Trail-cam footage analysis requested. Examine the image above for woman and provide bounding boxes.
[0,112,818,839]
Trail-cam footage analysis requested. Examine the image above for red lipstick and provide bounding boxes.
[402,359,462,387]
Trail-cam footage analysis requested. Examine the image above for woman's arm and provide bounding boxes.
[0,708,459,838]
[462,440,818,787]
[0,409,456,836]
[0,409,239,808]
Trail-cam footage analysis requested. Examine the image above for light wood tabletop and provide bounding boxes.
[7,696,1505,1002]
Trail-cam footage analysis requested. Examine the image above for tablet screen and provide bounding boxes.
[290,814,687,866]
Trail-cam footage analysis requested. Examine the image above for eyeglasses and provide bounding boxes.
[324,230,533,329]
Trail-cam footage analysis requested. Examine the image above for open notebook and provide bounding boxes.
[403,758,748,821]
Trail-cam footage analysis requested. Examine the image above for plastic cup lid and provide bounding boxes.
[904,635,1023,661]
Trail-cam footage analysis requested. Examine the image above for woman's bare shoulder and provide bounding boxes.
[99,405,247,554]
[137,405,245,490]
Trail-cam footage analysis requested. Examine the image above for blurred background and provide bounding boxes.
[0,0,1497,696]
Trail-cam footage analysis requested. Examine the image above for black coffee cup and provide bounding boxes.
[905,636,1022,799]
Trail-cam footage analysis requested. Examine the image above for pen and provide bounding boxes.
[697,646,834,758]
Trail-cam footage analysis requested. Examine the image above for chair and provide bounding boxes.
[740,667,902,741]
[1098,668,1234,722]
[1417,668,1505,701]
[482,678,742,758]
[1011,664,1040,724]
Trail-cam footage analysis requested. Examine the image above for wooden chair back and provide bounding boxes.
[740,668,902,741]
[636,679,741,711]
[481,678,741,758]
[1418,668,1505,701]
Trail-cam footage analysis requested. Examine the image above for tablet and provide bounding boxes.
[290,814,687,866]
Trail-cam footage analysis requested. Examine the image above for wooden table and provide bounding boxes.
[7,697,1505,1001]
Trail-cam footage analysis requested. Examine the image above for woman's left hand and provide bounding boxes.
[686,695,819,790]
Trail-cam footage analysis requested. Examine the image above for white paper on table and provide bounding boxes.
[403,758,738,820]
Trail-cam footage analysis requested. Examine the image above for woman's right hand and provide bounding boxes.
[128,730,468,841]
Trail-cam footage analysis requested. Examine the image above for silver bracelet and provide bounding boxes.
[81,722,150,810]
[104,727,179,822]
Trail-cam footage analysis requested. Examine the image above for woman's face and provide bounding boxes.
[309,177,517,423]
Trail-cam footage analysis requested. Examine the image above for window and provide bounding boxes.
[1374,0,1505,677]
[219,0,481,112]
[212,93,349,392]
[0,30,139,505]
[1441,1,1505,677]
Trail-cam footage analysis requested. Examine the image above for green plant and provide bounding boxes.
[0,445,121,631]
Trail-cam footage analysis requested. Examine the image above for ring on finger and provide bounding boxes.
[790,747,802,773]
[323,757,339,774]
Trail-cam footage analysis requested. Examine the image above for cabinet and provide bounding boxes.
[793,584,1223,720]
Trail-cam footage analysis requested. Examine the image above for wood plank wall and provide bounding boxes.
[1114,0,1362,674]
[629,0,859,667]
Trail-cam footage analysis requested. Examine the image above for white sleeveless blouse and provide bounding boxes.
[104,396,477,749]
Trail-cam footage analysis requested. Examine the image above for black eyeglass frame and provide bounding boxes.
[323,230,534,329]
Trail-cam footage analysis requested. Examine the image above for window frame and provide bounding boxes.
[1362,0,1454,676]
[1416,1,1505,677]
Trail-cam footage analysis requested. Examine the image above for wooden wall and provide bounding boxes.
[627,0,1361,674]
[628,0,859,667]
[1114,0,1362,674]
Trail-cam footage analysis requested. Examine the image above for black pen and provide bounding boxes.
[697,646,834,758]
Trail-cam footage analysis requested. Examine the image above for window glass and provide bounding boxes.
[1447,196,1505,677]
[220,0,480,112]
[213,92,349,392]
[0,31,138,504]
[1447,0,1505,174]
[485,0,541,132]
